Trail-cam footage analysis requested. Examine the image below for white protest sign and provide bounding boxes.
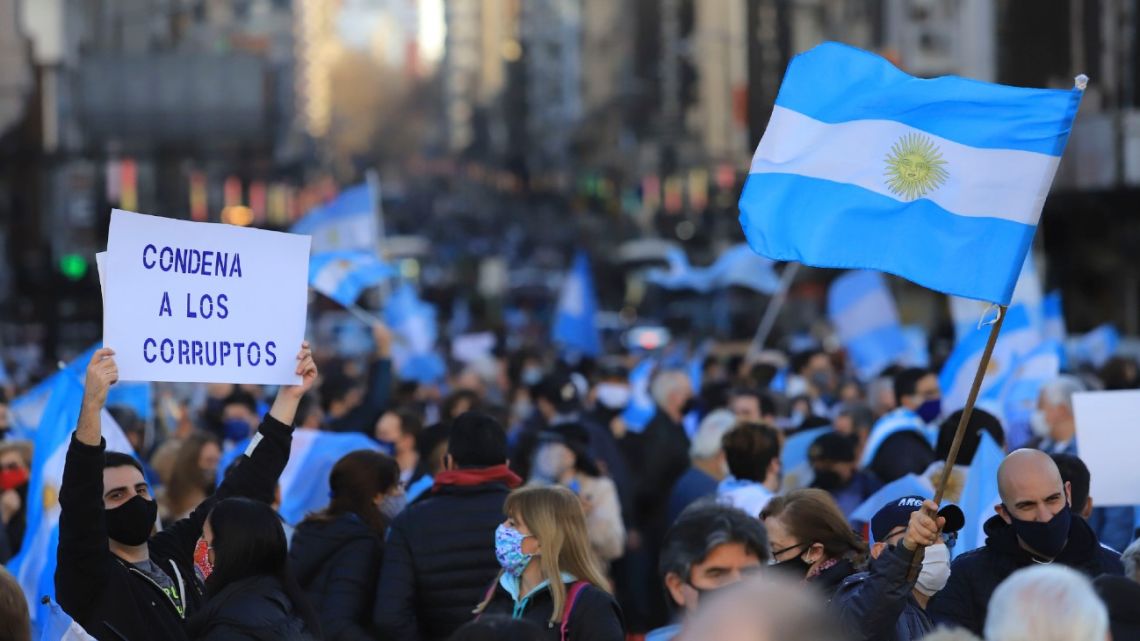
[96,251,107,296]
[103,209,311,384]
[1072,390,1140,506]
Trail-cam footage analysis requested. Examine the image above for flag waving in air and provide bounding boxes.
[739,42,1084,304]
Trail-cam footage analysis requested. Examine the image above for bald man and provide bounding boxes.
[927,449,1123,635]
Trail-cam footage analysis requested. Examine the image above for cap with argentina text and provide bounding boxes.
[870,495,965,543]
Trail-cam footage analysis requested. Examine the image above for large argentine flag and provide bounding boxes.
[739,42,1084,305]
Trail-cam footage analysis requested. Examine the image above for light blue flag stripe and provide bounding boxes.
[955,432,1004,558]
[849,473,935,534]
[740,175,1035,304]
[291,184,373,233]
[773,42,1082,156]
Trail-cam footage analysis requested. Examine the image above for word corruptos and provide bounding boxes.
[142,244,243,278]
[143,338,278,368]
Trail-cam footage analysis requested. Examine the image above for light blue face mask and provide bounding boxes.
[379,493,407,520]
[494,524,535,578]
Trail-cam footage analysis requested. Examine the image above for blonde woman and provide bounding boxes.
[475,485,624,641]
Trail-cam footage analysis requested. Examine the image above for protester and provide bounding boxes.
[833,402,874,457]
[983,565,1109,641]
[761,488,867,598]
[473,485,624,641]
[807,431,881,518]
[833,497,965,641]
[291,450,403,641]
[375,409,424,487]
[649,502,769,641]
[55,345,314,641]
[926,409,1005,503]
[728,388,775,425]
[1123,538,1140,582]
[448,615,544,641]
[1030,375,1085,455]
[214,389,263,447]
[675,573,846,641]
[161,432,222,525]
[928,449,1124,635]
[528,424,625,562]
[717,422,781,518]
[186,497,320,640]
[0,439,31,562]
[666,410,735,525]
[321,322,394,434]
[374,411,522,641]
[862,368,941,477]
[0,564,30,641]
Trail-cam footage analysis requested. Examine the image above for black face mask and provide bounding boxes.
[1006,503,1072,560]
[811,469,846,491]
[105,495,158,546]
[770,544,813,579]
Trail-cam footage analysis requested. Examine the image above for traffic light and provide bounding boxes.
[59,254,89,281]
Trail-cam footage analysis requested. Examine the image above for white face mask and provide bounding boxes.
[914,542,951,596]
[1029,409,1051,439]
[595,383,631,410]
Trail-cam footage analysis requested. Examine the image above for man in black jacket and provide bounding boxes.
[834,497,963,641]
[374,411,522,641]
[928,449,1124,635]
[56,345,315,641]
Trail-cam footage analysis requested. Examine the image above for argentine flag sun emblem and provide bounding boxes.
[884,133,949,201]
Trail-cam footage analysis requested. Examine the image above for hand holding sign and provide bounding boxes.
[269,342,319,426]
[83,348,119,410]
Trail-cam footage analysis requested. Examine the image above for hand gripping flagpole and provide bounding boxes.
[905,304,1007,582]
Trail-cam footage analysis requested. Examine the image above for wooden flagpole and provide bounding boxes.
[905,305,1008,581]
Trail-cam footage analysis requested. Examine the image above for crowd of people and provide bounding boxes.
[0,320,1138,641]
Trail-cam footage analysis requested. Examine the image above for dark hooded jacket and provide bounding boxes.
[290,513,383,641]
[186,575,312,641]
[833,543,933,641]
[927,514,1124,635]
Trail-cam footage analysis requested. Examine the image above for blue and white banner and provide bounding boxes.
[997,340,1064,449]
[7,348,135,627]
[309,250,395,308]
[827,270,909,380]
[954,432,1004,558]
[738,42,1083,305]
[291,184,378,254]
[383,283,443,381]
[1069,324,1120,369]
[647,244,781,295]
[552,252,602,358]
[940,304,1040,415]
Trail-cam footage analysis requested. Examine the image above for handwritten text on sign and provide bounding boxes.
[103,209,311,384]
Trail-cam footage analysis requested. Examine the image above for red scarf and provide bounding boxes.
[431,464,522,492]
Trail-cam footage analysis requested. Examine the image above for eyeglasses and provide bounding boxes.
[771,542,808,558]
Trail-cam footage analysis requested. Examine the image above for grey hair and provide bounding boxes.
[650,369,691,409]
[984,565,1108,641]
[1122,538,1140,582]
[1039,375,1086,410]
[689,410,737,459]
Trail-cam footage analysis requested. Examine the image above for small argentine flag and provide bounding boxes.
[739,42,1085,305]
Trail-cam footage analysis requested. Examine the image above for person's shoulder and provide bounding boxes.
[571,583,620,613]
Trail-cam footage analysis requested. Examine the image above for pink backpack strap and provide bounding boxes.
[559,581,589,641]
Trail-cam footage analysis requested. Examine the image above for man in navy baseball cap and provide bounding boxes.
[833,496,965,641]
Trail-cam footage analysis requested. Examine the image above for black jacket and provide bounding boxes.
[186,575,313,641]
[324,358,392,435]
[373,479,512,641]
[55,416,293,641]
[290,513,383,641]
[927,514,1125,635]
[833,544,933,641]
[633,411,690,534]
[809,558,860,602]
[479,578,625,641]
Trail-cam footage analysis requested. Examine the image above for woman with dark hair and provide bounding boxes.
[761,488,868,600]
[188,498,320,640]
[162,432,222,525]
[290,450,403,640]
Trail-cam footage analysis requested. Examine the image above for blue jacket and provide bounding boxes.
[666,467,718,526]
[833,544,932,641]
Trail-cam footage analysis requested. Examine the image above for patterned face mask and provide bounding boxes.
[494,524,535,578]
[193,537,214,580]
